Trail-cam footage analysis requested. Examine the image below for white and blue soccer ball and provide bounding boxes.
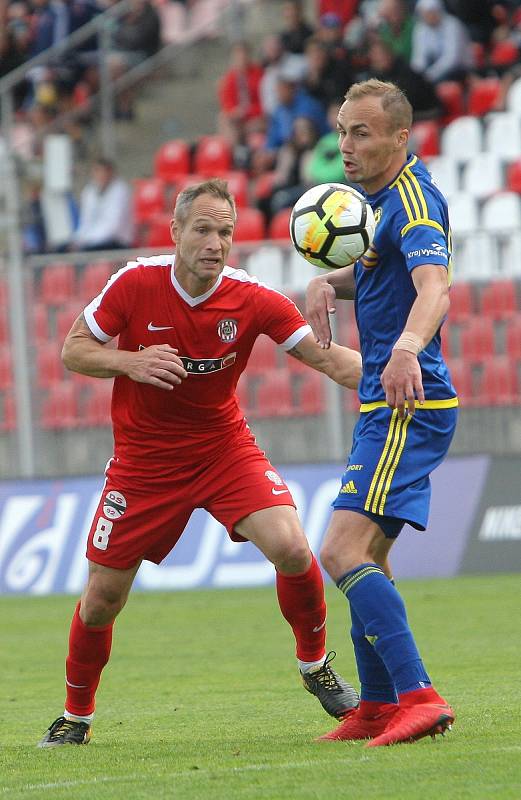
[289,183,376,269]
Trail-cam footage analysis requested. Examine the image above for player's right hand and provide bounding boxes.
[305,276,336,349]
[125,344,188,390]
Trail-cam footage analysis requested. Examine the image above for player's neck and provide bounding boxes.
[174,266,219,298]
[362,152,409,195]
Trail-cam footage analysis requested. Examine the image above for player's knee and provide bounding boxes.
[275,535,311,574]
[320,540,360,582]
[81,585,127,626]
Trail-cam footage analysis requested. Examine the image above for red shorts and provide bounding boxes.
[86,432,295,569]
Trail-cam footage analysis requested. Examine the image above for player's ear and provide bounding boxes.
[170,217,178,243]
[396,128,409,149]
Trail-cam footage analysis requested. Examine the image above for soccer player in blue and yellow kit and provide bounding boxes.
[306,79,457,746]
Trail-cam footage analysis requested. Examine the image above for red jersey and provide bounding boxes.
[84,254,311,472]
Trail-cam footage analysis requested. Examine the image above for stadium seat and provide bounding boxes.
[0,307,7,345]
[142,213,174,249]
[154,139,191,182]
[233,207,266,242]
[32,303,51,343]
[77,261,113,300]
[452,231,497,280]
[506,159,521,192]
[0,390,16,431]
[219,171,249,207]
[460,317,496,361]
[436,81,465,124]
[445,192,478,234]
[441,116,482,162]
[0,345,13,389]
[40,381,79,428]
[286,250,322,291]
[244,245,284,287]
[479,279,518,320]
[475,356,520,406]
[461,153,503,199]
[490,40,519,69]
[295,371,326,415]
[425,155,459,198]
[248,335,279,375]
[83,380,113,426]
[448,281,474,322]
[252,171,278,201]
[254,369,293,416]
[467,78,501,117]
[133,178,167,222]
[506,75,521,116]
[481,192,521,233]
[446,358,474,406]
[506,314,521,359]
[35,342,65,388]
[193,135,233,176]
[484,112,521,162]
[411,121,440,159]
[268,207,292,240]
[39,263,76,307]
[55,302,84,341]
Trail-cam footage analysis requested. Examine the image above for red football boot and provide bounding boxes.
[365,689,455,747]
[317,700,398,741]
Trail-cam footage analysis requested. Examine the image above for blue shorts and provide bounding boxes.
[333,401,458,537]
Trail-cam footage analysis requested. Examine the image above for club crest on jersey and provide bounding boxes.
[217,318,238,342]
[374,207,382,225]
[265,470,284,486]
[103,491,127,520]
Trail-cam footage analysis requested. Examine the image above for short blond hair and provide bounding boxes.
[174,178,237,224]
[344,79,412,131]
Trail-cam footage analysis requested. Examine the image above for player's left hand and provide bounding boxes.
[381,349,424,418]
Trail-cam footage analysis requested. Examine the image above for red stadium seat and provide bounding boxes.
[32,303,51,343]
[268,207,292,240]
[222,171,249,207]
[506,314,521,359]
[295,371,326,415]
[252,171,278,201]
[460,317,496,361]
[248,335,278,375]
[193,135,233,176]
[446,358,474,406]
[56,302,83,341]
[83,380,113,426]
[154,139,191,182]
[0,390,16,431]
[490,40,519,68]
[506,159,521,193]
[39,263,76,307]
[468,78,501,117]
[133,178,166,222]
[479,279,517,320]
[449,282,474,322]
[169,173,205,205]
[436,81,465,124]
[0,346,13,389]
[142,213,174,249]
[40,381,79,428]
[77,261,113,300]
[233,207,266,242]
[411,121,440,159]
[254,369,293,416]
[36,342,65,388]
[0,308,7,345]
[475,356,520,406]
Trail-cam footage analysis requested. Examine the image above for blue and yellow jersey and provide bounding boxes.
[354,154,455,403]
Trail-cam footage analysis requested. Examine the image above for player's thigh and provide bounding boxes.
[320,509,394,581]
[235,504,311,571]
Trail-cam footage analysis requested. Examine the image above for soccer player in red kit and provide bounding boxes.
[38,178,362,747]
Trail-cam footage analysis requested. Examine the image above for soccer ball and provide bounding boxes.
[289,183,376,269]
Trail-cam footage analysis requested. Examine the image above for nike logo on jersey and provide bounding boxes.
[272,488,289,495]
[312,620,326,633]
[148,323,174,331]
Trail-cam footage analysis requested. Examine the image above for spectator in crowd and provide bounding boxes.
[374,0,414,63]
[411,0,474,84]
[265,65,329,152]
[258,33,306,117]
[303,36,354,110]
[306,99,346,185]
[265,115,319,218]
[444,0,499,46]
[318,0,360,31]
[280,0,315,54]
[360,37,443,120]
[0,3,33,109]
[217,41,264,147]
[315,12,350,63]
[70,158,134,251]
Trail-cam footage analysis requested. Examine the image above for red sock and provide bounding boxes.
[65,602,113,716]
[276,555,327,662]
[398,686,444,707]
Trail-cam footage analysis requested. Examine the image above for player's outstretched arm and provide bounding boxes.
[288,332,361,390]
[381,264,450,418]
[306,266,355,349]
[62,315,188,390]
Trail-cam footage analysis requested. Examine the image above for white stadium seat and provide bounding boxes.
[481,192,521,232]
[448,192,479,234]
[484,112,521,162]
[506,76,521,117]
[425,155,460,198]
[461,153,503,199]
[441,116,483,163]
[245,246,284,289]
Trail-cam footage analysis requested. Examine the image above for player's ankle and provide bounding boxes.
[358,699,396,717]
[398,686,442,706]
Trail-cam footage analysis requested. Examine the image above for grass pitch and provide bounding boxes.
[1,574,520,800]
